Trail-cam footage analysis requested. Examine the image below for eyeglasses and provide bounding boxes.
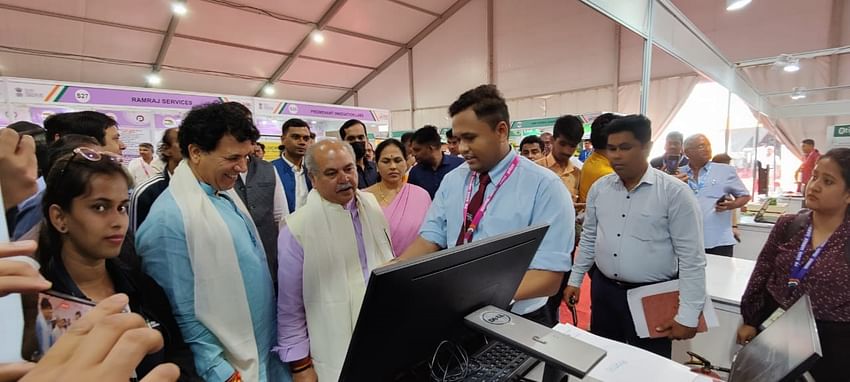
[57,147,123,179]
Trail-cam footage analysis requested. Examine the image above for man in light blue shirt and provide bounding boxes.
[564,115,706,358]
[137,103,289,382]
[681,134,750,257]
[400,85,575,327]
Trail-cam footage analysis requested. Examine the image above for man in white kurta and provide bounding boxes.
[274,140,394,381]
[127,142,157,185]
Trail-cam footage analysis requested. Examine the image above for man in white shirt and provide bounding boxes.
[272,118,313,213]
[127,142,157,185]
[564,115,706,358]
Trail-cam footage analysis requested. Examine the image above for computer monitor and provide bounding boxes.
[340,225,550,381]
[728,294,822,382]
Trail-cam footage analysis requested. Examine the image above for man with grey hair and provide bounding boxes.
[650,131,689,174]
[275,139,394,381]
[680,134,750,257]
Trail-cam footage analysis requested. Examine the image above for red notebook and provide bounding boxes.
[641,291,708,338]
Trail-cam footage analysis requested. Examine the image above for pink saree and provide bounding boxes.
[383,183,431,256]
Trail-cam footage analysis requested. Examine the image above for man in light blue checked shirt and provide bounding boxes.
[564,115,707,358]
[680,134,751,257]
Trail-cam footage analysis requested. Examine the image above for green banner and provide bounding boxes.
[511,117,558,130]
[390,130,411,138]
[834,124,850,137]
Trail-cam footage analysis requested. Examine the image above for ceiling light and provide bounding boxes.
[262,83,276,96]
[774,54,800,72]
[311,30,325,44]
[311,120,317,124]
[171,1,188,16]
[146,73,161,86]
[790,87,806,100]
[783,58,800,72]
[726,0,752,11]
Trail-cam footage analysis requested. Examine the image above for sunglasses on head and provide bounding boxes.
[58,146,123,178]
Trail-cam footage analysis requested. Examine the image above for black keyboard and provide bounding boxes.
[453,340,539,381]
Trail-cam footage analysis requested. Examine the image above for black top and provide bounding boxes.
[130,170,170,233]
[43,256,201,381]
[407,154,465,199]
[358,160,379,189]
[649,155,689,173]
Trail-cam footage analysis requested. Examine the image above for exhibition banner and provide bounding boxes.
[3,77,390,139]
[256,118,283,136]
[256,99,388,125]
[280,102,376,121]
[831,124,850,148]
[7,79,253,111]
[154,113,184,130]
[28,106,77,125]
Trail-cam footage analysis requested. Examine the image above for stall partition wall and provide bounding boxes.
[0,77,390,163]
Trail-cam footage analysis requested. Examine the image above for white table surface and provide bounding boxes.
[705,255,756,306]
[738,214,774,230]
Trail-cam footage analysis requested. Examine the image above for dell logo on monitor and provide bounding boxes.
[481,311,511,325]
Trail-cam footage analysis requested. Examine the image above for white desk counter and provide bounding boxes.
[778,196,804,213]
[525,255,755,381]
[672,255,755,370]
[736,215,774,261]
[522,324,713,382]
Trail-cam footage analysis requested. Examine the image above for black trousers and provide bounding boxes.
[808,320,850,381]
[705,245,734,257]
[590,272,672,358]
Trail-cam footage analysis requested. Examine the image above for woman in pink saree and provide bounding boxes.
[366,139,431,256]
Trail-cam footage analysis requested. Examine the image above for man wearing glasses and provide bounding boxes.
[680,134,750,257]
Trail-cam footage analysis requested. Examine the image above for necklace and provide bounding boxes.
[377,182,400,204]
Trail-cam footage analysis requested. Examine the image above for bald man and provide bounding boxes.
[275,140,394,381]
[680,134,750,257]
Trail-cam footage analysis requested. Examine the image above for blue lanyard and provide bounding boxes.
[787,224,831,288]
[687,163,711,195]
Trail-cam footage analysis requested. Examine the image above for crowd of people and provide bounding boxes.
[0,83,848,382]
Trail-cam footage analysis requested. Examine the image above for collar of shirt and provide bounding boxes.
[478,149,518,184]
[437,153,454,169]
[198,181,222,198]
[586,151,610,166]
[806,149,820,160]
[538,154,575,176]
[345,197,357,212]
[681,163,711,188]
[611,165,656,192]
[281,153,303,173]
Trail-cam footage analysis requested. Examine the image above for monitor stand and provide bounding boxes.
[464,306,607,382]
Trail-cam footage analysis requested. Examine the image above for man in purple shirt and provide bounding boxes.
[275,140,394,382]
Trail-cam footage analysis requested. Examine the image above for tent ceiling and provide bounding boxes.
[0,0,459,103]
[671,0,850,109]
[0,0,846,111]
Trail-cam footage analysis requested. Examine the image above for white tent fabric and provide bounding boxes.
[618,76,700,141]
[0,0,846,145]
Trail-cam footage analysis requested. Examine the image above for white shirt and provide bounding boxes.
[127,157,157,186]
[281,154,309,210]
[570,156,584,170]
[239,167,289,228]
[150,158,166,173]
[568,167,707,327]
